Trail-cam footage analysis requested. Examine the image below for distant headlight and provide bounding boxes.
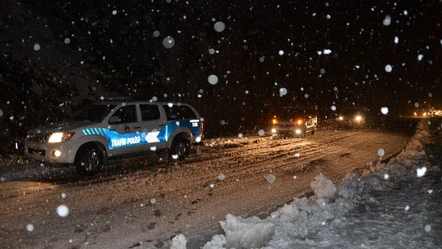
[48,132,75,143]
[271,128,277,133]
[295,129,302,135]
[354,115,363,122]
[338,116,344,121]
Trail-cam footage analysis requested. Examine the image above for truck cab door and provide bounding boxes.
[106,104,144,156]
[138,103,168,151]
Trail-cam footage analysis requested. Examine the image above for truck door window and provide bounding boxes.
[140,104,160,121]
[109,105,137,124]
[163,105,196,120]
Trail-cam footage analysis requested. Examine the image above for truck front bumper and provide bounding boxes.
[24,140,76,164]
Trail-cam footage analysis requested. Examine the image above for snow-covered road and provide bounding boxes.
[0,128,413,248]
[190,120,442,249]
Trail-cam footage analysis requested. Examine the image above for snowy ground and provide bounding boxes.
[0,123,433,249]
[171,119,442,249]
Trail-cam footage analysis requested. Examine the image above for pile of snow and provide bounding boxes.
[170,120,440,249]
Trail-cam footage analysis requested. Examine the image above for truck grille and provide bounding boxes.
[27,148,46,156]
[27,134,49,143]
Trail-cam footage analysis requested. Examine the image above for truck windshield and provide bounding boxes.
[69,104,117,122]
[275,107,309,120]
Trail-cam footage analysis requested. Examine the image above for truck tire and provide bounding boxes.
[169,137,189,161]
[75,144,103,176]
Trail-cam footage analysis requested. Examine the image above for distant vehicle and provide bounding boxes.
[24,100,204,175]
[335,113,365,128]
[413,109,430,118]
[269,106,318,138]
[431,110,442,117]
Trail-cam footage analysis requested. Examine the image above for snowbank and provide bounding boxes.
[173,120,440,249]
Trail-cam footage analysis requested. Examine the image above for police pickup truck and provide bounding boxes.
[24,100,204,175]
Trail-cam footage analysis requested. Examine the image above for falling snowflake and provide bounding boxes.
[56,205,69,217]
[214,21,226,32]
[279,88,287,97]
[378,149,385,157]
[416,167,427,177]
[26,224,34,232]
[208,75,219,85]
[33,43,41,51]
[383,15,392,26]
[162,36,175,49]
[265,174,276,183]
[425,225,432,232]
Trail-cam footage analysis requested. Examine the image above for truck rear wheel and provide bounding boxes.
[169,137,189,161]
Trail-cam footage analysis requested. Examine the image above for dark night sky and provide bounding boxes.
[0,0,441,135]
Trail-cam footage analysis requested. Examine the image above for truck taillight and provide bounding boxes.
[272,118,278,125]
[295,119,303,125]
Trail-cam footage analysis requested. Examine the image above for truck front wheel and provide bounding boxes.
[75,144,103,176]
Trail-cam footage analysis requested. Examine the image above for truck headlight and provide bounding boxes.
[48,132,75,143]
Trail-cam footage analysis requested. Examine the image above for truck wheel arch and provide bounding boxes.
[76,141,108,163]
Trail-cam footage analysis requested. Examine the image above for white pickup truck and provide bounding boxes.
[269,107,318,138]
[24,100,204,175]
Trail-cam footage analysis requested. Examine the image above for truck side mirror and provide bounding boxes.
[109,116,120,124]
